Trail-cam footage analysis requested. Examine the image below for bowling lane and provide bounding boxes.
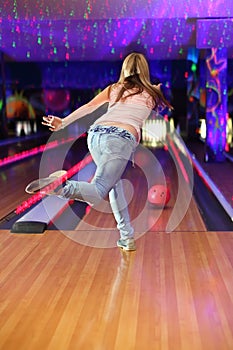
[71,147,206,242]
[62,136,232,250]
[0,134,89,220]
[0,103,110,220]
[0,132,50,159]
[3,133,232,235]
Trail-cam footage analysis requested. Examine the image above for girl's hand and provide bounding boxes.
[42,115,63,131]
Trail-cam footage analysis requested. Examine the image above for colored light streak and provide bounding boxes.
[166,134,190,184]
[0,137,76,168]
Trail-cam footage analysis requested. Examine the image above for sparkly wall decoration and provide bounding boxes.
[197,19,233,49]
[6,91,35,120]
[0,18,196,61]
[0,0,232,20]
[205,48,227,162]
[0,1,233,62]
[43,89,71,112]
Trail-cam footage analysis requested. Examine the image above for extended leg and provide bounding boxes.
[109,180,134,240]
[60,156,129,206]
[109,181,136,251]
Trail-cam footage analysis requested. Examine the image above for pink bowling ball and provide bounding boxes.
[148,185,171,206]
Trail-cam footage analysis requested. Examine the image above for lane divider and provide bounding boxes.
[15,154,93,214]
[12,155,94,233]
[0,136,77,168]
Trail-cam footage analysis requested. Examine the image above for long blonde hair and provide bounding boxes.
[114,52,173,110]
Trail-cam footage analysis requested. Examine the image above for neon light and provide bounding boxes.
[166,134,190,184]
[205,48,227,161]
[0,137,76,168]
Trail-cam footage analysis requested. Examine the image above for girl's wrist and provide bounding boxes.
[61,119,66,129]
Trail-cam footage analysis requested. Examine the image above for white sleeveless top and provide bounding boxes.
[94,84,155,139]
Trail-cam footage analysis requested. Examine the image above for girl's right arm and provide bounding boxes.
[42,86,111,131]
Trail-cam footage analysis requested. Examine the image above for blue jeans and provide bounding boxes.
[61,125,137,239]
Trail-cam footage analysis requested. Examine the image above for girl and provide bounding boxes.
[42,52,172,251]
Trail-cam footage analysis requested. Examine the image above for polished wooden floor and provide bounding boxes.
[0,229,233,350]
[0,144,233,349]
